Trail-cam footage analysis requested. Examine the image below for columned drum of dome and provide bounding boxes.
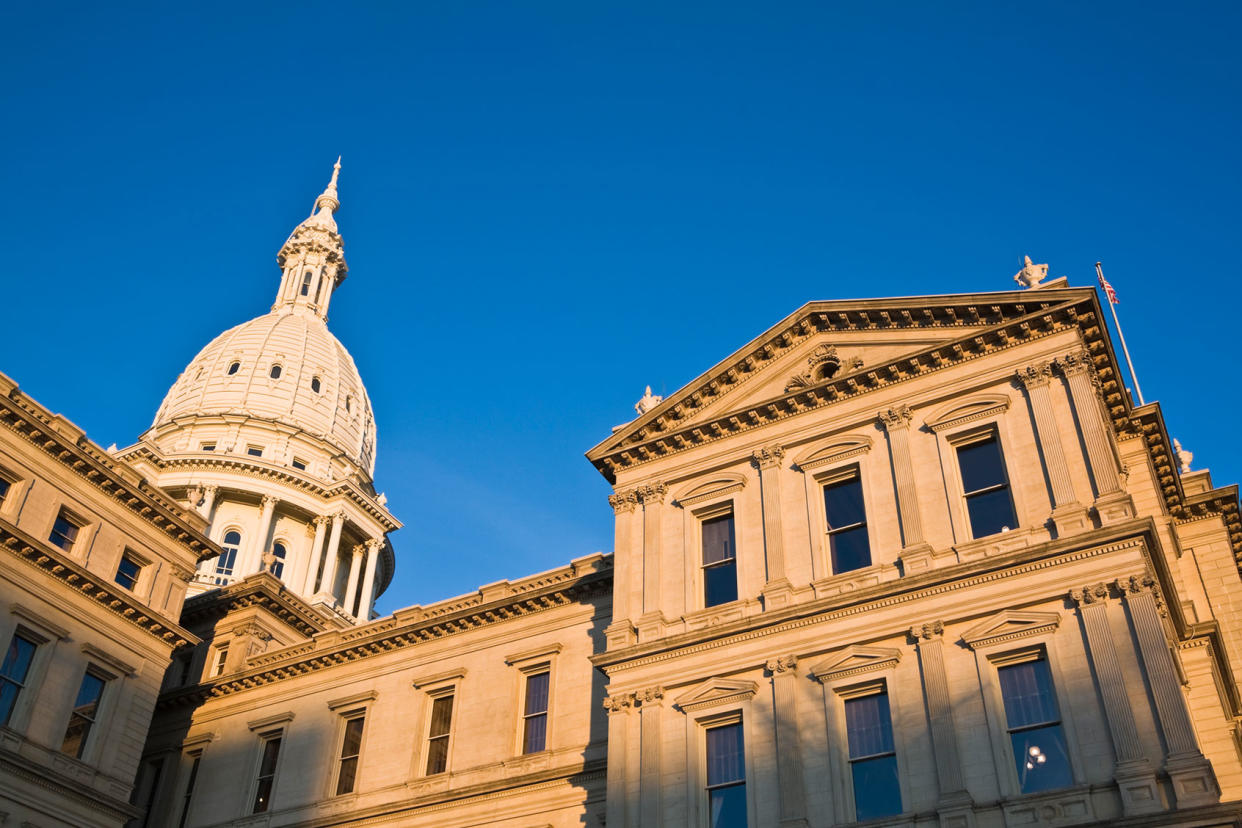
[118,162,401,625]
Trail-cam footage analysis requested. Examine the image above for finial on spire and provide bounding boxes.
[312,156,342,216]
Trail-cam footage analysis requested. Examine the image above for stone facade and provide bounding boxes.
[4,165,1242,828]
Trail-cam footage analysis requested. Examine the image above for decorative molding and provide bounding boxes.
[504,642,563,666]
[784,344,864,392]
[674,678,758,714]
[603,692,636,713]
[924,394,1011,433]
[674,476,746,508]
[878,405,912,429]
[247,710,294,731]
[1016,361,1055,388]
[764,654,797,675]
[10,603,69,640]
[609,489,640,514]
[80,642,138,677]
[810,645,902,682]
[910,620,944,641]
[794,436,873,472]
[637,483,668,506]
[751,445,785,470]
[636,686,665,705]
[1069,582,1111,607]
[327,689,377,710]
[181,731,218,750]
[412,669,467,690]
[960,609,1061,650]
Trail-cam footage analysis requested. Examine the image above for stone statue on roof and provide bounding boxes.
[635,385,663,416]
[1014,255,1049,289]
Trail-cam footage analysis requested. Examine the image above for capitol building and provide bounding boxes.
[2,164,1242,828]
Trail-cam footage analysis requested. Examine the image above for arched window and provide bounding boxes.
[227,361,240,375]
[216,531,241,581]
[311,376,321,394]
[301,271,313,296]
[269,365,282,379]
[270,541,287,579]
[345,395,353,413]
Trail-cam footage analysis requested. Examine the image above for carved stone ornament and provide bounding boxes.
[1014,255,1049,289]
[879,405,913,429]
[1016,361,1055,388]
[637,686,664,704]
[313,514,331,528]
[609,488,640,514]
[910,620,944,641]
[1115,573,1156,596]
[603,692,636,713]
[1070,582,1110,607]
[784,344,863,392]
[751,445,785,470]
[635,385,663,416]
[1174,439,1194,473]
[637,483,668,505]
[1054,350,1093,377]
[764,654,798,675]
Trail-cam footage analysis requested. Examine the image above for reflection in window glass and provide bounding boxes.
[957,436,1017,538]
[845,691,902,820]
[0,632,37,726]
[0,476,11,507]
[61,669,106,758]
[215,531,241,579]
[270,542,287,578]
[425,694,454,774]
[705,720,747,828]
[824,473,870,573]
[336,714,366,795]
[48,510,80,552]
[998,656,1072,793]
[252,734,282,813]
[522,671,550,754]
[115,550,142,590]
[702,513,738,607]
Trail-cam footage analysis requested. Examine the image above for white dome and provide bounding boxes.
[152,310,377,475]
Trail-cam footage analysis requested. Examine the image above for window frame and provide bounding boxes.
[932,415,1030,545]
[270,540,288,579]
[176,748,204,828]
[248,727,286,814]
[325,690,376,797]
[210,643,229,678]
[0,627,44,729]
[213,528,242,583]
[953,429,1019,540]
[199,441,216,452]
[412,671,463,777]
[60,663,114,762]
[0,608,65,733]
[689,709,755,828]
[694,500,739,610]
[47,506,85,554]
[291,457,307,471]
[114,547,147,593]
[838,679,904,822]
[816,464,874,577]
[246,444,265,458]
[0,465,20,514]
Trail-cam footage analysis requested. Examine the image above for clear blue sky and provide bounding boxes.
[3,3,1239,615]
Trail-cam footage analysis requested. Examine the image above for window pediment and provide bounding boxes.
[810,645,901,682]
[673,677,757,714]
[793,436,873,472]
[675,476,746,508]
[925,395,1011,433]
[960,609,1060,650]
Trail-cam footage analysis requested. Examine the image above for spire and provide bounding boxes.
[313,156,342,216]
[274,159,349,319]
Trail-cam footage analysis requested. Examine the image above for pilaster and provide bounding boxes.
[1117,574,1219,807]
[603,692,637,828]
[303,515,330,595]
[753,445,794,608]
[247,495,278,577]
[880,406,935,571]
[1056,353,1134,524]
[1017,362,1089,535]
[637,484,667,641]
[606,488,640,649]
[637,686,664,827]
[766,654,809,827]
[910,621,975,827]
[1069,583,1162,814]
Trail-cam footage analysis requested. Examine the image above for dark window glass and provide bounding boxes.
[824,474,870,573]
[247,446,264,457]
[227,361,240,375]
[301,271,313,296]
[311,377,321,394]
[212,646,229,677]
[215,531,240,579]
[845,692,902,820]
[269,365,282,379]
[252,735,282,813]
[702,513,738,607]
[61,669,106,758]
[0,632,37,725]
[200,442,216,452]
[706,720,747,828]
[291,458,307,471]
[998,657,1072,793]
[270,542,287,578]
[115,551,142,590]
[335,714,366,795]
[178,754,201,828]
[425,694,454,774]
[957,436,1017,538]
[48,511,80,551]
[522,671,550,754]
[0,476,10,505]
[345,395,353,412]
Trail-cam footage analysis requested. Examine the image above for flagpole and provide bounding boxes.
[1096,261,1145,406]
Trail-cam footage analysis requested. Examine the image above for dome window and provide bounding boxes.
[269,542,287,578]
[291,457,307,471]
[345,395,353,413]
[270,364,282,379]
[300,271,313,296]
[311,376,322,394]
[216,531,241,579]
[227,361,240,375]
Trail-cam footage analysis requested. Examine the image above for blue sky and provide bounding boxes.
[3,2,1239,615]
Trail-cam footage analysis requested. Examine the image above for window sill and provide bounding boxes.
[681,598,761,634]
[953,525,1046,563]
[811,562,900,600]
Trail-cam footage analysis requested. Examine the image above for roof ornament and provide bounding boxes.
[311,156,342,217]
[1173,439,1193,473]
[1013,255,1049,289]
[635,385,663,416]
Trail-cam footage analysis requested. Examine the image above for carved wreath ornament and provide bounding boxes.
[785,345,864,393]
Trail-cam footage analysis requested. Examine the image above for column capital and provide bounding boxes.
[1016,361,1055,389]
[351,543,366,558]
[1115,572,1156,596]
[260,494,279,508]
[313,514,331,528]
[365,537,383,553]
[1070,582,1111,607]
[1054,350,1094,377]
[637,482,668,505]
[603,692,637,714]
[764,654,798,675]
[878,404,913,430]
[609,488,640,514]
[751,444,785,470]
[910,620,945,642]
[636,686,665,706]
[201,483,219,494]
[332,510,347,522]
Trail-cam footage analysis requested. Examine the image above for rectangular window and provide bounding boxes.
[823,472,870,574]
[48,508,81,552]
[425,693,454,774]
[957,434,1018,538]
[0,475,11,507]
[199,442,216,452]
[997,654,1072,794]
[0,631,38,726]
[211,646,229,677]
[702,512,738,607]
[246,445,264,458]
[335,713,366,795]
[291,457,307,471]
[61,668,107,759]
[252,732,282,813]
[705,719,747,827]
[115,549,143,591]
[178,752,202,828]
[522,671,550,754]
[844,690,902,821]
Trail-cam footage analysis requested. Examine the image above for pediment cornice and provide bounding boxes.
[810,645,902,682]
[960,609,1061,650]
[673,677,758,713]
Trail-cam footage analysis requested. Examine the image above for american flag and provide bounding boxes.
[1096,268,1119,304]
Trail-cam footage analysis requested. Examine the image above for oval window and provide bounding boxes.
[270,365,282,379]
[227,361,240,375]
[311,376,321,393]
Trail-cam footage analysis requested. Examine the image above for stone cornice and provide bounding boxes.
[198,555,612,699]
[178,572,331,638]
[588,291,1113,481]
[0,373,221,562]
[0,519,197,649]
[0,748,140,822]
[1179,484,1242,562]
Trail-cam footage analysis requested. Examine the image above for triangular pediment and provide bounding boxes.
[673,677,758,713]
[810,645,902,682]
[587,287,1097,482]
[960,610,1061,650]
